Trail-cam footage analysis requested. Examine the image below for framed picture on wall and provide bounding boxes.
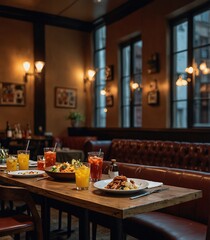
[106,95,114,107]
[0,82,25,106]
[55,87,77,108]
[105,65,114,81]
[148,90,159,105]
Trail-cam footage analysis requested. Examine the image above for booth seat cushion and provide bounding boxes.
[123,212,207,240]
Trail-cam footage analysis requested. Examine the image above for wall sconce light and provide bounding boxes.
[100,87,111,96]
[176,75,191,86]
[23,61,45,83]
[131,82,143,90]
[84,68,96,92]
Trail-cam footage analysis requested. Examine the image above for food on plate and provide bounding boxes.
[105,175,139,190]
[18,171,40,175]
[50,159,81,173]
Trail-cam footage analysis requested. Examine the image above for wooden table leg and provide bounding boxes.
[79,208,90,240]
[110,219,124,240]
[41,197,51,240]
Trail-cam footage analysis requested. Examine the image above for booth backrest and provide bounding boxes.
[85,139,210,172]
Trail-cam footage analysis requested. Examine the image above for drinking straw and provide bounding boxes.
[26,140,30,151]
[98,148,101,156]
[53,142,57,152]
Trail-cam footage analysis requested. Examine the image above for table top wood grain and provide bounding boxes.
[0,171,202,219]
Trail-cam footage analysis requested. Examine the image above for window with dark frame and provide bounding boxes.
[120,37,143,127]
[171,4,210,128]
[93,25,107,127]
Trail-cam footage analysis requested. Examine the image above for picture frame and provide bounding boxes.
[106,95,114,107]
[148,90,159,105]
[105,65,114,81]
[55,87,77,108]
[147,53,160,74]
[0,82,25,106]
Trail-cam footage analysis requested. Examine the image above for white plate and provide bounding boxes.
[94,178,149,194]
[7,170,45,178]
[0,160,37,168]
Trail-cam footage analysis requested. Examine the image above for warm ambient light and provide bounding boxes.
[84,68,96,92]
[35,61,45,73]
[23,61,45,83]
[176,75,189,86]
[131,82,143,90]
[87,69,96,82]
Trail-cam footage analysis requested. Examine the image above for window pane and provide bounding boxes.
[133,41,142,74]
[122,46,130,76]
[173,101,187,128]
[173,22,188,52]
[193,10,210,47]
[95,26,106,50]
[95,50,106,69]
[94,25,106,127]
[122,106,130,127]
[134,106,142,127]
[122,76,130,106]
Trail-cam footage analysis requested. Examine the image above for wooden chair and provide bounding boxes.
[0,184,43,240]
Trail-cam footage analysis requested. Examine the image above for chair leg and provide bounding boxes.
[67,213,72,237]
[58,210,62,230]
[14,234,20,240]
[92,222,97,240]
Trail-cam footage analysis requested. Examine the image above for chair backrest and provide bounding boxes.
[0,184,43,240]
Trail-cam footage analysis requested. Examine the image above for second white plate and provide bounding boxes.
[7,170,45,178]
[94,178,149,194]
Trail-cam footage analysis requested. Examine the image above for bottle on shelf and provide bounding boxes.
[108,159,119,178]
[26,123,32,139]
[6,121,12,138]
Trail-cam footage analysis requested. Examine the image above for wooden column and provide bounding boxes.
[33,22,46,135]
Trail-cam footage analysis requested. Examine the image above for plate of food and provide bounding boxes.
[94,176,149,194]
[45,161,76,180]
[7,170,45,178]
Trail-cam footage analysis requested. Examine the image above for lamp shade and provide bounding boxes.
[35,61,45,73]
[23,61,31,73]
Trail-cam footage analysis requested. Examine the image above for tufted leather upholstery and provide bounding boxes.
[102,163,210,240]
[85,139,210,172]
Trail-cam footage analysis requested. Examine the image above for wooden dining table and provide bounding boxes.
[0,171,202,240]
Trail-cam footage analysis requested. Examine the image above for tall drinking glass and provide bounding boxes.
[17,150,30,170]
[44,147,56,167]
[75,162,90,190]
[6,155,18,171]
[88,151,104,182]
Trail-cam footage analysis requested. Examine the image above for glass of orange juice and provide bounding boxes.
[75,162,90,190]
[44,148,56,167]
[6,155,18,171]
[17,150,30,170]
[88,152,104,182]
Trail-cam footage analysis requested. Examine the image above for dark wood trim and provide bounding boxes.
[0,0,153,30]
[95,0,154,26]
[0,5,92,32]
[34,22,46,136]
[68,127,210,143]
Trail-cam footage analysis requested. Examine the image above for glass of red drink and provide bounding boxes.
[44,148,56,168]
[37,155,45,170]
[88,151,104,182]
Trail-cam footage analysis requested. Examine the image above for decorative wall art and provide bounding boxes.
[55,87,77,108]
[0,82,25,106]
[147,53,160,74]
[148,79,159,105]
[105,65,114,81]
[106,95,114,107]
